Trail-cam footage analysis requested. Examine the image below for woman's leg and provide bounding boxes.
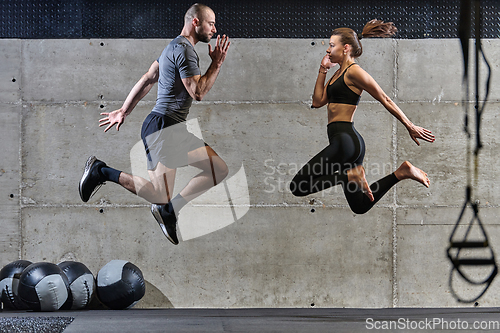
[343,167,399,214]
[343,161,430,214]
[290,139,351,197]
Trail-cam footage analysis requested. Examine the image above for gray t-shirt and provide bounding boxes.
[151,35,201,121]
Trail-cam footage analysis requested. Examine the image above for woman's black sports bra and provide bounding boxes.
[326,63,361,106]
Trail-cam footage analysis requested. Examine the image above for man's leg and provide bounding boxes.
[82,157,180,244]
[143,163,176,204]
[178,144,229,203]
[79,156,176,204]
[144,162,180,244]
[150,144,228,245]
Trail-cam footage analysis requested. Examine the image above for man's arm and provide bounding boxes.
[99,60,159,132]
[182,35,230,101]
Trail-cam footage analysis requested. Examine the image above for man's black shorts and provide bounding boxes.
[141,112,207,170]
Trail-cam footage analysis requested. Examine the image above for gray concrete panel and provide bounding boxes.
[22,206,393,308]
[356,39,397,102]
[22,39,165,102]
[482,40,500,101]
[196,38,324,102]
[5,38,500,309]
[191,102,394,207]
[184,38,395,103]
[397,101,500,206]
[0,104,21,200]
[397,39,462,102]
[21,39,395,104]
[396,207,500,307]
[22,101,395,207]
[0,104,21,265]
[0,206,20,267]
[21,102,148,206]
[0,40,22,103]
[473,102,500,205]
[396,102,464,206]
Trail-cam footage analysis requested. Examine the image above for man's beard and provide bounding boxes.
[195,29,212,43]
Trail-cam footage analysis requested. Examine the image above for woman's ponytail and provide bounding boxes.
[332,19,397,58]
[360,19,397,38]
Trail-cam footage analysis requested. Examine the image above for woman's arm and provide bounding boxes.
[348,66,435,145]
[312,55,336,108]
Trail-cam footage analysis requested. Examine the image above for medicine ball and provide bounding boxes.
[0,260,32,309]
[58,261,95,310]
[96,260,145,310]
[18,262,72,311]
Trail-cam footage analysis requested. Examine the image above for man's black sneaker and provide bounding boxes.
[79,156,107,202]
[151,203,179,245]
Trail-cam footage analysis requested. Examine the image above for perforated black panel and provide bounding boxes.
[0,0,499,39]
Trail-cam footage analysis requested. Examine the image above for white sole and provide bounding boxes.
[79,156,97,201]
[151,204,177,244]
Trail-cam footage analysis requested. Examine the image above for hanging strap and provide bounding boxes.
[447,0,497,304]
[447,192,497,302]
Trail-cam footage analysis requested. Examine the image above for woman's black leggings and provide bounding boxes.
[290,121,399,214]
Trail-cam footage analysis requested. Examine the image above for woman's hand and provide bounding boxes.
[321,54,337,70]
[99,109,127,132]
[408,125,435,146]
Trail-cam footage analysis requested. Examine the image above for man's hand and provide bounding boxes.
[99,109,126,132]
[208,35,230,67]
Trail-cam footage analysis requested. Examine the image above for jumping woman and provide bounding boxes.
[290,20,435,214]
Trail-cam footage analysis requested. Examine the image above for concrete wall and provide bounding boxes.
[1,38,500,308]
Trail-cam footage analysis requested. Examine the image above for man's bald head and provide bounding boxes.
[184,3,214,25]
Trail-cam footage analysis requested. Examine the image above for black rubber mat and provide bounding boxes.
[0,317,74,333]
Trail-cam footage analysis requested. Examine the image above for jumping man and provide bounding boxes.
[79,3,231,245]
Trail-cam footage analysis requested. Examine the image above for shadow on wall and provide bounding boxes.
[89,280,174,309]
[135,280,174,308]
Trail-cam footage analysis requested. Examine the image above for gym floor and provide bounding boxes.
[1,307,500,332]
